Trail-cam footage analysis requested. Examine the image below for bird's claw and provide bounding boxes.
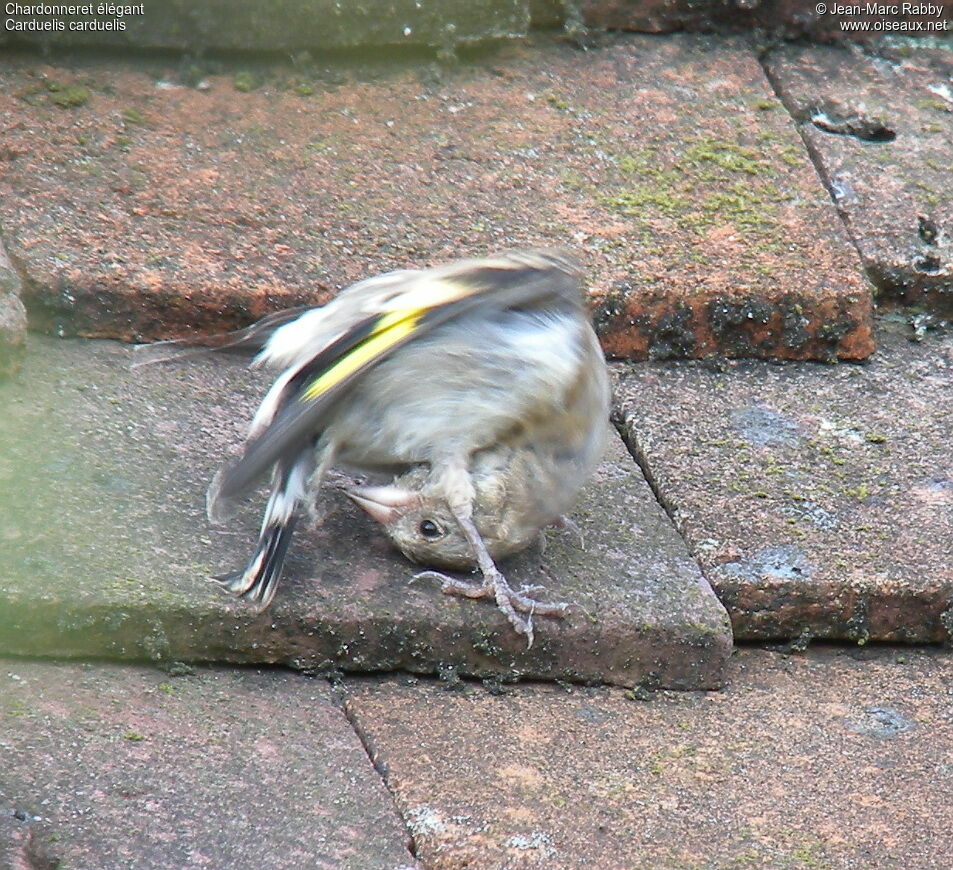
[413,569,569,649]
[517,583,546,596]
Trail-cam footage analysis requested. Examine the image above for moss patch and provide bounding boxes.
[598,135,793,253]
[48,84,91,108]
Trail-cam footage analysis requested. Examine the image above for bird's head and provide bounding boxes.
[346,461,540,571]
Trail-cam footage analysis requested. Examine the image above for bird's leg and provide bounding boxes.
[414,505,570,648]
[302,441,335,525]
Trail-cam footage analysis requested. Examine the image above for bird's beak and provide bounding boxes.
[346,485,420,526]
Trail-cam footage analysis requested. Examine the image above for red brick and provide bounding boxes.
[0,35,873,359]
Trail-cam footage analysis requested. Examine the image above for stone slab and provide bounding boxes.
[0,237,26,378]
[0,336,731,689]
[765,41,953,317]
[0,34,872,360]
[613,322,953,642]
[0,1,528,52]
[0,659,417,870]
[568,0,953,40]
[343,646,953,870]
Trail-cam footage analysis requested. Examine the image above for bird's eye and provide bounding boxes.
[418,519,442,539]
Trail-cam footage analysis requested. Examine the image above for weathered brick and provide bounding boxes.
[766,41,953,317]
[0,35,872,359]
[614,322,953,642]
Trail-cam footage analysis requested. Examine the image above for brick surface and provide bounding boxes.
[0,660,418,870]
[614,322,953,642]
[766,41,953,317]
[0,34,872,360]
[0,336,731,689]
[344,646,953,870]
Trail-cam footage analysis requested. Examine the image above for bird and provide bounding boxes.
[208,248,610,644]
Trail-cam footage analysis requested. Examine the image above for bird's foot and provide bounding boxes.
[412,569,570,648]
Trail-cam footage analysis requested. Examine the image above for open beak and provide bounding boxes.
[346,485,419,526]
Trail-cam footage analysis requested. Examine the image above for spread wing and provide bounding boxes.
[208,248,584,518]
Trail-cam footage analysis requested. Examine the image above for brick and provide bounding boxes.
[0,35,872,359]
[766,41,953,317]
[613,323,953,642]
[0,336,731,689]
[344,647,953,869]
[0,660,417,869]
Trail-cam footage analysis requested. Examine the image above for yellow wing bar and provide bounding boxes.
[300,308,425,402]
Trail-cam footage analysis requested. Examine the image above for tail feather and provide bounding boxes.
[132,306,311,369]
[216,516,299,611]
[214,455,311,611]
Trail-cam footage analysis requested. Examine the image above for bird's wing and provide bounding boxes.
[208,248,583,515]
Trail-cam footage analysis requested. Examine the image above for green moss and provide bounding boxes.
[683,137,763,175]
[600,185,688,217]
[4,697,29,717]
[844,483,870,500]
[617,151,679,184]
[778,144,804,167]
[916,97,952,113]
[49,85,90,108]
[625,685,653,701]
[700,182,784,231]
[233,71,260,92]
[752,97,779,111]
[597,134,792,249]
[121,107,146,125]
[789,840,832,868]
[558,167,591,191]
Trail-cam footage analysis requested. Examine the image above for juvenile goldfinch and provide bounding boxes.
[209,249,610,643]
